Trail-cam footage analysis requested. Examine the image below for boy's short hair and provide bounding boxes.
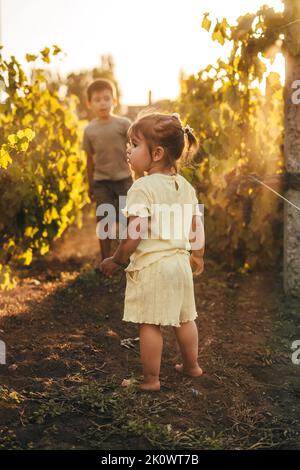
[87,78,116,101]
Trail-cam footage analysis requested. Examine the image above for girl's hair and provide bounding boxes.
[128,111,198,172]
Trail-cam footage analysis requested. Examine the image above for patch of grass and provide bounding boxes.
[21,378,300,450]
[0,427,21,450]
[0,386,24,404]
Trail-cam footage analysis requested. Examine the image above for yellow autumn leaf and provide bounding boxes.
[43,206,59,224]
[17,130,25,139]
[59,180,66,192]
[25,53,38,62]
[0,147,12,169]
[202,13,212,32]
[6,240,15,249]
[212,29,225,45]
[51,207,59,219]
[20,141,29,152]
[8,134,17,145]
[9,391,21,403]
[24,128,35,141]
[38,116,47,127]
[40,245,49,255]
[21,249,33,266]
[25,226,39,238]
[48,193,58,204]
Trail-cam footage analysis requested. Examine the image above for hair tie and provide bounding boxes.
[182,124,194,134]
[172,113,193,134]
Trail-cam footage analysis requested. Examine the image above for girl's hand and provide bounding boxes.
[100,257,120,277]
[190,254,204,277]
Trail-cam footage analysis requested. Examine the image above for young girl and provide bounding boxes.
[100,112,205,391]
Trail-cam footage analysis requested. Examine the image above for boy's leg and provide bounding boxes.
[139,324,163,391]
[173,321,203,377]
[98,237,111,262]
[94,181,115,264]
[114,177,133,240]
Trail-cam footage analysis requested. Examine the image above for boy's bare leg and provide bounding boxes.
[173,321,203,377]
[139,324,162,391]
[97,216,112,263]
[99,238,111,262]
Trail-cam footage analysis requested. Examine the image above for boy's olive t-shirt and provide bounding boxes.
[82,115,132,181]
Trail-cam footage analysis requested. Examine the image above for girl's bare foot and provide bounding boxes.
[121,378,160,391]
[139,381,160,392]
[175,364,203,377]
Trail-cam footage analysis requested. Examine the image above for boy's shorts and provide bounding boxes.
[123,252,198,327]
[93,176,133,222]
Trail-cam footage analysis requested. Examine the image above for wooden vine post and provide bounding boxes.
[284,0,300,296]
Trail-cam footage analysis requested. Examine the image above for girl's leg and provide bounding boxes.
[173,320,203,377]
[139,324,163,391]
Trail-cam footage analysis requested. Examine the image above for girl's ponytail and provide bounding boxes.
[171,113,198,158]
[183,125,198,154]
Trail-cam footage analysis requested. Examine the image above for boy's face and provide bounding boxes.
[88,89,115,118]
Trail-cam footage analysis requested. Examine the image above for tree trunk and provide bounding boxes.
[284,0,300,296]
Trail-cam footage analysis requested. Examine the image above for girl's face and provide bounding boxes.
[126,135,152,174]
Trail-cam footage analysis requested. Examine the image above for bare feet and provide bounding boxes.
[175,364,203,377]
[139,381,160,392]
[121,378,160,392]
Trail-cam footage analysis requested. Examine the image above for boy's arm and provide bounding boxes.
[82,128,95,199]
[189,214,205,276]
[85,151,95,200]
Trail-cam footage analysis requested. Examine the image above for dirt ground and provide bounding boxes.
[0,209,300,450]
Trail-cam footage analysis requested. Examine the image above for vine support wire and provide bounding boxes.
[248,174,300,212]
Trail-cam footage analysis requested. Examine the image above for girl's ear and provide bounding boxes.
[152,146,165,162]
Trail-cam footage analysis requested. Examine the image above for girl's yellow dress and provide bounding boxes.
[121,173,204,327]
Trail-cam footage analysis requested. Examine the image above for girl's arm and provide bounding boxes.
[189,215,205,277]
[112,216,143,264]
[100,216,147,276]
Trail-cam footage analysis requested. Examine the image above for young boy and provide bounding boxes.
[82,79,133,266]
